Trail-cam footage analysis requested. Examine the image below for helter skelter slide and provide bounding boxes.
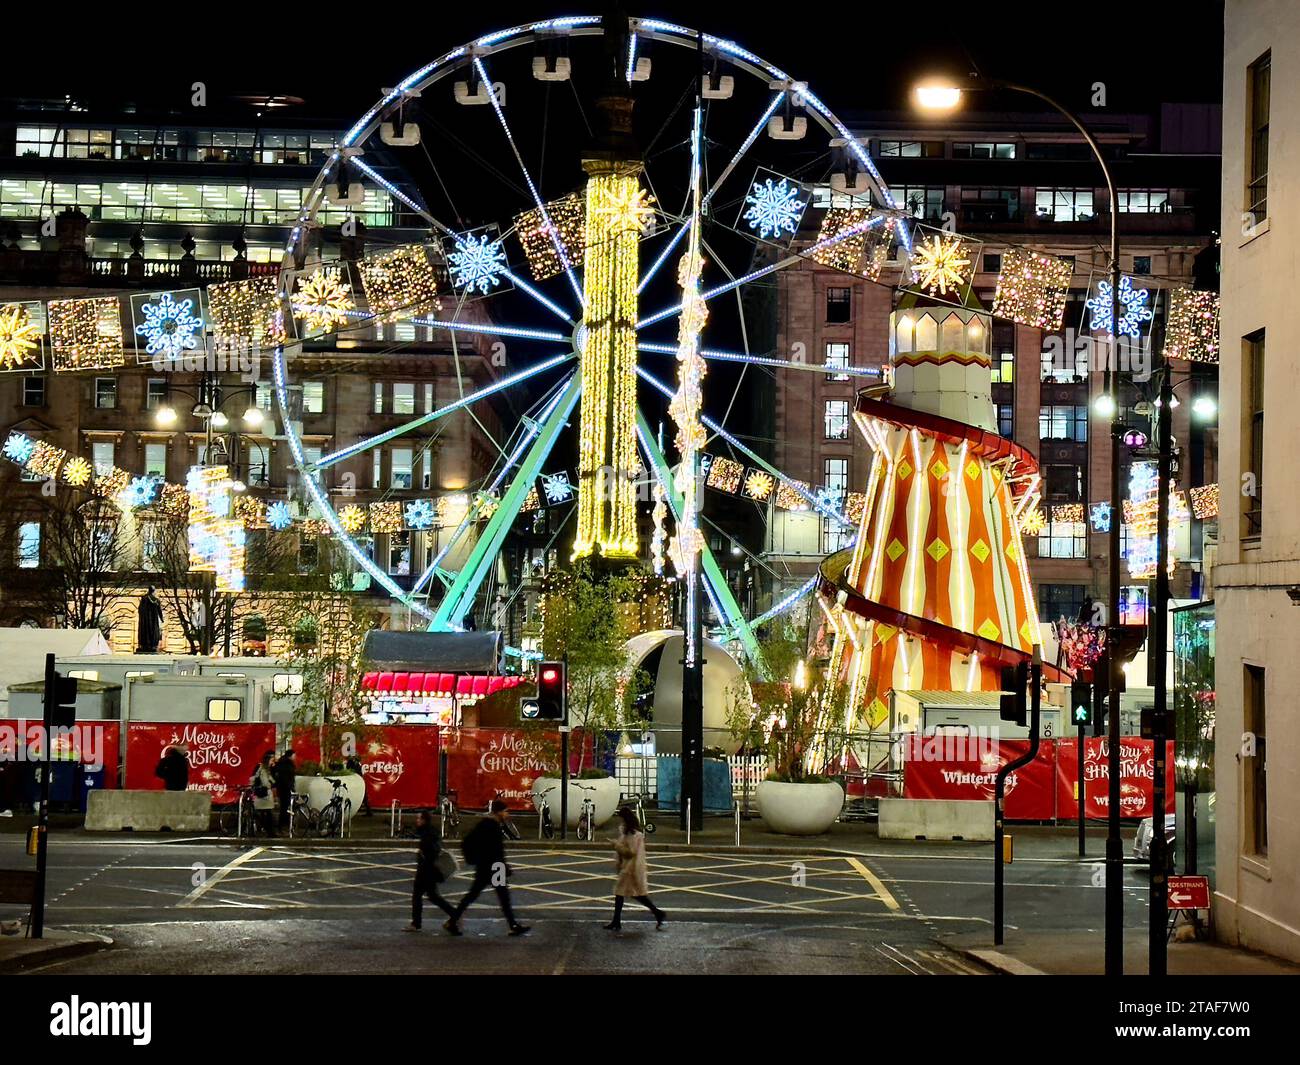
[818,298,1050,741]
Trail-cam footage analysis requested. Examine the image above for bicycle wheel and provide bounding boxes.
[317,804,338,839]
[541,810,554,839]
[341,800,353,837]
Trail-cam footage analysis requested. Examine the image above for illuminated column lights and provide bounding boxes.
[572,168,651,560]
[186,465,245,593]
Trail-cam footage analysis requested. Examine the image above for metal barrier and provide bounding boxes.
[389,800,402,838]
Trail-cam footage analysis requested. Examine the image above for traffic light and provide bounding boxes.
[1071,680,1092,728]
[999,662,1028,726]
[44,671,79,729]
[534,661,567,722]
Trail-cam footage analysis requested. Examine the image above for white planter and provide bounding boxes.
[756,779,844,836]
[296,773,365,820]
[532,775,621,829]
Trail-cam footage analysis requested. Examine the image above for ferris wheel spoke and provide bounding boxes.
[637,340,883,378]
[311,351,574,473]
[702,90,784,208]
[473,55,586,310]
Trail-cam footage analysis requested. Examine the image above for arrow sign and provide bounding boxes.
[1167,874,1210,910]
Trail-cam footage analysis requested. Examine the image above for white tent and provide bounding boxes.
[0,628,112,716]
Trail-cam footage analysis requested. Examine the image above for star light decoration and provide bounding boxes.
[337,504,367,534]
[1086,275,1154,338]
[47,296,125,371]
[266,501,294,531]
[134,292,204,359]
[909,232,973,297]
[514,193,586,282]
[3,432,34,464]
[448,232,508,296]
[742,175,808,241]
[58,455,92,487]
[1020,508,1047,535]
[541,471,574,504]
[294,268,355,335]
[0,302,42,371]
[743,468,775,502]
[992,248,1074,331]
[356,245,440,323]
[1163,288,1220,363]
[404,498,436,530]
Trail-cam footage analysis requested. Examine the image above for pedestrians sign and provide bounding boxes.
[1167,874,1210,910]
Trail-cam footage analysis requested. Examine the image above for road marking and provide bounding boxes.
[846,857,901,912]
[177,846,265,908]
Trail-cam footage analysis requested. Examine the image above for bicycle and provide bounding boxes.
[624,792,655,834]
[214,786,259,839]
[537,789,555,839]
[316,777,353,839]
[288,792,320,838]
[439,789,460,840]
[573,781,598,841]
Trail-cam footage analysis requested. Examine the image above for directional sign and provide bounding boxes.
[1167,874,1210,910]
[519,697,541,722]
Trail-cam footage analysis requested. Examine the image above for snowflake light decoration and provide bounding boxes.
[1086,275,1153,338]
[542,471,574,505]
[266,501,293,531]
[816,485,847,520]
[337,504,367,534]
[743,469,775,501]
[404,498,436,529]
[742,176,808,240]
[62,456,93,486]
[909,233,972,297]
[135,292,203,358]
[122,476,159,508]
[4,432,34,463]
[448,233,508,296]
[294,269,355,334]
[0,303,41,371]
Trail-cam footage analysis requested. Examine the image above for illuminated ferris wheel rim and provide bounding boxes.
[270,14,905,640]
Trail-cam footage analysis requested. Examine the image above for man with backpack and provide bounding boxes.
[447,799,530,936]
[405,810,458,932]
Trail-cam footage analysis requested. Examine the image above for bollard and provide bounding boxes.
[389,800,400,838]
[734,801,741,847]
[686,798,692,846]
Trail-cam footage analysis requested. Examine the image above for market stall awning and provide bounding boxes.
[361,671,524,699]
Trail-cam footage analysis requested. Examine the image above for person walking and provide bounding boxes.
[605,805,666,932]
[448,799,529,936]
[273,749,296,830]
[405,810,458,932]
[154,744,190,792]
[250,751,278,838]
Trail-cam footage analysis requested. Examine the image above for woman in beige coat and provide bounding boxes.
[605,806,666,931]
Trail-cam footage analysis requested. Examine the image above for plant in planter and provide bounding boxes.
[727,624,847,835]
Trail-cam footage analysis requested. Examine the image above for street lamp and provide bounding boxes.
[914,70,1128,977]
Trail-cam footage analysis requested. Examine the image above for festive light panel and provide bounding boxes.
[992,248,1073,331]
[233,495,266,528]
[705,456,744,494]
[405,498,436,530]
[207,276,286,350]
[541,471,574,504]
[1190,483,1219,520]
[0,301,44,373]
[514,193,586,282]
[908,229,975,297]
[573,169,644,561]
[93,467,130,500]
[131,289,204,364]
[845,491,867,525]
[774,479,811,511]
[520,486,541,514]
[158,482,190,518]
[294,268,355,336]
[27,441,66,479]
[1164,288,1220,364]
[740,170,808,243]
[368,501,404,533]
[743,468,775,502]
[1086,275,1153,338]
[811,207,872,274]
[338,504,367,534]
[863,219,898,282]
[1052,503,1085,524]
[47,296,125,371]
[61,456,93,487]
[356,245,440,323]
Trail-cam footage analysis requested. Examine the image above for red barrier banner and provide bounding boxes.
[3,721,120,782]
[126,722,276,805]
[901,735,1056,820]
[441,728,593,811]
[290,725,442,809]
[1055,737,1175,819]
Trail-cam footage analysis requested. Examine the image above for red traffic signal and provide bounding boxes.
[535,661,567,722]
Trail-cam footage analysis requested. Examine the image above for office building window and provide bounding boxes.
[826,287,851,323]
[952,141,1016,159]
[145,378,168,410]
[140,519,164,571]
[890,185,945,222]
[1038,520,1087,559]
[1038,583,1088,623]
[991,324,1015,383]
[825,342,850,381]
[983,252,1002,273]
[373,450,383,488]
[1248,51,1270,219]
[144,443,167,477]
[391,447,413,489]
[1039,405,1088,442]
[876,140,943,158]
[1133,255,1152,275]
[393,382,415,415]
[961,187,1019,224]
[255,382,274,411]
[1044,464,1082,502]
[997,403,1014,438]
[1035,188,1095,222]
[372,382,383,414]
[824,400,850,440]
[16,522,40,568]
[92,442,115,475]
[1244,329,1264,538]
[424,383,434,413]
[389,531,411,575]
[302,380,324,414]
[302,445,322,485]
[1118,189,1170,213]
[1244,664,1267,856]
[22,376,45,406]
[823,457,849,499]
[95,377,117,409]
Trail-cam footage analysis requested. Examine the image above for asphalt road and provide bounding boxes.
[0,834,1156,975]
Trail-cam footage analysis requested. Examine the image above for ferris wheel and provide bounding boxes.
[270,13,914,657]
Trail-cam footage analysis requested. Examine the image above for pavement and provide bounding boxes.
[0,811,1291,975]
